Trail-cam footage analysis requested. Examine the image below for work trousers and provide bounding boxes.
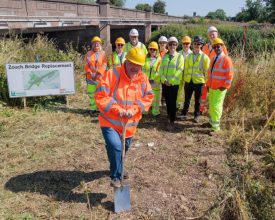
[151,82,161,116]
[162,84,179,123]
[87,83,97,110]
[200,85,208,113]
[208,88,227,131]
[182,81,203,117]
[101,127,132,180]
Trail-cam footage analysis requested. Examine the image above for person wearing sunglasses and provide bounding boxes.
[207,38,233,136]
[159,36,184,131]
[177,35,193,112]
[142,41,162,116]
[124,28,147,56]
[108,37,126,69]
[84,36,107,115]
[200,26,229,115]
[181,36,210,123]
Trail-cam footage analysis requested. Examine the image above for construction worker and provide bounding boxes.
[108,37,126,69]
[158,36,168,58]
[158,35,168,107]
[142,41,162,116]
[181,36,210,123]
[124,28,147,55]
[95,47,154,188]
[200,26,229,114]
[84,36,107,115]
[207,38,233,135]
[159,36,184,131]
[177,35,193,111]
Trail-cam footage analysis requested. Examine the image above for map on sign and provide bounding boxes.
[23,70,61,90]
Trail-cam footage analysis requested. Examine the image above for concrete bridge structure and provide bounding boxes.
[0,0,185,49]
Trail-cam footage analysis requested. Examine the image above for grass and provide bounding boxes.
[0,32,274,218]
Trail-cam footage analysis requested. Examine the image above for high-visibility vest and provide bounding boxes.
[84,50,107,85]
[184,52,210,84]
[95,64,154,138]
[142,56,161,82]
[108,51,126,69]
[159,52,184,85]
[202,43,228,59]
[124,41,148,55]
[207,54,234,90]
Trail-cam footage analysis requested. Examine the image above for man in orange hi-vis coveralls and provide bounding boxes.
[207,38,233,136]
[200,26,228,114]
[95,47,154,188]
[84,36,107,115]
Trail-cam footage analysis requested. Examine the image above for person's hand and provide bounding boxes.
[95,72,102,80]
[165,80,171,86]
[119,110,134,118]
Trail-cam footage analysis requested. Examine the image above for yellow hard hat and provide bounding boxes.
[212,38,224,47]
[115,37,125,45]
[182,36,191,43]
[148,41,159,50]
[126,47,146,66]
[91,36,102,44]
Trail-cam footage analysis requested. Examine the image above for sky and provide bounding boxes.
[125,0,246,17]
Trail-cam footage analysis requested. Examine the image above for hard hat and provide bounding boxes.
[193,35,204,44]
[129,28,139,36]
[182,36,191,43]
[115,37,125,45]
[212,38,224,47]
[126,47,146,66]
[168,36,178,44]
[91,36,102,44]
[207,26,218,33]
[158,36,168,43]
[148,41,159,50]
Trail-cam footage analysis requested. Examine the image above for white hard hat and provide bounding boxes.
[168,36,178,44]
[129,28,139,36]
[158,36,168,43]
[207,26,218,33]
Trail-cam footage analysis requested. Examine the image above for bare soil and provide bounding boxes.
[0,93,231,219]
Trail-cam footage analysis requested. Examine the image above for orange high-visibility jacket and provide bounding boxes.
[95,64,154,137]
[160,49,168,58]
[202,43,228,59]
[84,50,107,84]
[207,53,234,90]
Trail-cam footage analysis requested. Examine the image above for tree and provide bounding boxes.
[206,9,227,20]
[153,0,166,14]
[109,0,126,7]
[135,3,152,12]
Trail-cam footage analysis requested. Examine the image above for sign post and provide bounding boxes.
[6,62,75,101]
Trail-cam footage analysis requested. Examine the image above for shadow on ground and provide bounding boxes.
[5,170,112,210]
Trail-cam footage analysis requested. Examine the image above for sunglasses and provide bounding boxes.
[183,43,190,45]
[149,48,157,51]
[169,43,177,46]
[117,44,124,47]
[213,44,223,49]
[193,42,202,46]
[130,36,138,38]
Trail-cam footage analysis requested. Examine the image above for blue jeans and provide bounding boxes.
[101,127,132,180]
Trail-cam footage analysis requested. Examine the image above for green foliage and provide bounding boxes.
[245,179,274,220]
[109,0,125,7]
[206,9,227,21]
[153,0,166,14]
[0,35,83,106]
[135,3,152,12]
[236,0,271,23]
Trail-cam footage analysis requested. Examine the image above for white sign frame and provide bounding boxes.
[6,62,75,98]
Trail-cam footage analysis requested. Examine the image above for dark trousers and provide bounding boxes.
[162,84,179,123]
[182,81,203,117]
